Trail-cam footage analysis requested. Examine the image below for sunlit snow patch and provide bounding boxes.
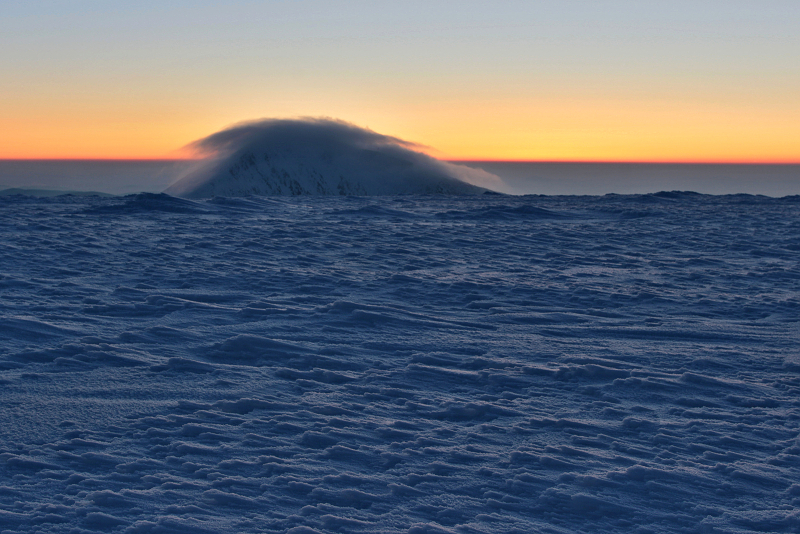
[164,118,502,197]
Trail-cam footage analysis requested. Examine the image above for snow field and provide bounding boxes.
[1,192,799,533]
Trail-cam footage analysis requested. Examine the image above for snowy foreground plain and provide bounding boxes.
[1,191,799,534]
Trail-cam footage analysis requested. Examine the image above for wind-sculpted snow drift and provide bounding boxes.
[165,118,500,197]
[2,192,800,534]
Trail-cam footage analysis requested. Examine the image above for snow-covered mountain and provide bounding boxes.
[165,118,499,197]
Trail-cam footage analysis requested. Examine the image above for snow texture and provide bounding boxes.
[164,119,499,197]
[1,191,799,533]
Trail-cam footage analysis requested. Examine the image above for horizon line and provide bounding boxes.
[447,158,800,165]
[0,158,194,162]
[2,157,800,165]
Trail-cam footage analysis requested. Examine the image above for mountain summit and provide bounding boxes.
[165,118,499,198]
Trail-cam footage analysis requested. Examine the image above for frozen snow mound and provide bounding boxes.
[165,118,501,198]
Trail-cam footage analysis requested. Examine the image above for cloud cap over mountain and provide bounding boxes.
[165,118,501,197]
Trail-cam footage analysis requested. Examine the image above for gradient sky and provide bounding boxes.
[2,1,799,161]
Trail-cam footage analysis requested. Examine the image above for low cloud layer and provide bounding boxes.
[165,118,503,197]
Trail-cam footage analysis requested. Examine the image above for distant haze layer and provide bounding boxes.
[1,160,798,197]
[0,160,186,196]
[456,162,800,197]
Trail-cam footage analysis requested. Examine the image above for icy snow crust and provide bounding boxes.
[1,192,799,533]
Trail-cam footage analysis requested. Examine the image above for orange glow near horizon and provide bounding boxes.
[3,154,799,165]
[0,121,203,160]
[394,94,800,165]
[3,125,800,163]
[2,96,799,164]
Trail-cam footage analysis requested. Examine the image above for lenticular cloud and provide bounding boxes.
[165,118,502,197]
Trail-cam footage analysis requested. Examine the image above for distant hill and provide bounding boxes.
[0,188,114,197]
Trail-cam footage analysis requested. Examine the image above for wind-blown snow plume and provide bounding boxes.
[165,118,503,197]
